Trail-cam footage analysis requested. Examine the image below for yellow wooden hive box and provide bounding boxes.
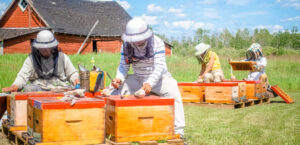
[223,80,267,100]
[205,82,240,104]
[28,97,105,144]
[105,95,179,143]
[178,82,205,103]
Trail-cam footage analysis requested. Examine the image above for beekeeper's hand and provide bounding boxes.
[141,83,151,94]
[112,78,122,89]
[196,76,204,83]
[102,88,111,97]
[2,85,18,93]
[73,78,80,86]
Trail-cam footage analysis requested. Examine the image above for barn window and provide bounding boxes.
[18,0,28,12]
[93,40,97,53]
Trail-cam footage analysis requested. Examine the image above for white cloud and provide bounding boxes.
[168,8,186,18]
[232,11,266,18]
[116,0,130,10]
[147,4,164,13]
[254,25,284,33]
[172,21,194,30]
[175,13,186,18]
[274,25,284,30]
[134,14,158,25]
[203,8,221,19]
[226,0,252,6]
[164,21,170,27]
[276,0,300,10]
[194,22,215,30]
[280,16,300,21]
[168,8,183,13]
[199,0,220,5]
[171,21,215,30]
[0,2,8,16]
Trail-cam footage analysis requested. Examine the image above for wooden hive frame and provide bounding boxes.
[229,61,256,71]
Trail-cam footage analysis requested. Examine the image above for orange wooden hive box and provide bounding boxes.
[29,97,105,144]
[27,97,64,137]
[223,80,267,100]
[205,83,240,104]
[178,82,205,103]
[220,81,247,102]
[9,92,64,128]
[106,95,179,142]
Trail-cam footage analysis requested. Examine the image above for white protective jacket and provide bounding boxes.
[248,57,267,81]
[12,53,79,90]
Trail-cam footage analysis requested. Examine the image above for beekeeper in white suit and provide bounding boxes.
[2,30,80,93]
[109,18,185,137]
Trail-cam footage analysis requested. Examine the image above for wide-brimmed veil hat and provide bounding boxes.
[121,18,153,43]
[32,30,59,49]
[195,43,211,56]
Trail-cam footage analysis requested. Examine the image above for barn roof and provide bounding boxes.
[0,0,132,38]
[0,28,47,41]
[29,0,131,36]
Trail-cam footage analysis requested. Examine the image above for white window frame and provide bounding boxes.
[18,0,28,12]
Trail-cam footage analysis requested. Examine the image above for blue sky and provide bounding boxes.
[1,0,299,40]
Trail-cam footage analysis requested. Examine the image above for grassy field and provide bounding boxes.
[0,53,299,145]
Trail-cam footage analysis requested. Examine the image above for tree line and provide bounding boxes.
[157,26,300,56]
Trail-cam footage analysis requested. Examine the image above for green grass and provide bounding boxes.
[1,53,299,91]
[0,53,299,145]
[168,54,300,91]
[184,92,300,145]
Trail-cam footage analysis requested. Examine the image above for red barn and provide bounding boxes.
[0,0,172,55]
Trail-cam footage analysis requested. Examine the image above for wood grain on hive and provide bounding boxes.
[178,82,205,103]
[30,97,105,143]
[105,95,179,142]
[205,83,240,104]
[223,80,266,100]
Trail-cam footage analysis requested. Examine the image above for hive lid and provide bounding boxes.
[271,85,294,104]
[12,91,97,100]
[94,95,120,104]
[204,82,239,87]
[28,97,63,106]
[32,97,105,109]
[178,82,242,86]
[178,82,204,86]
[222,80,261,84]
[12,91,64,100]
[106,95,174,107]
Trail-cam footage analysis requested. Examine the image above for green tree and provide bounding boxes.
[253,28,272,47]
[219,28,233,48]
[195,28,210,44]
